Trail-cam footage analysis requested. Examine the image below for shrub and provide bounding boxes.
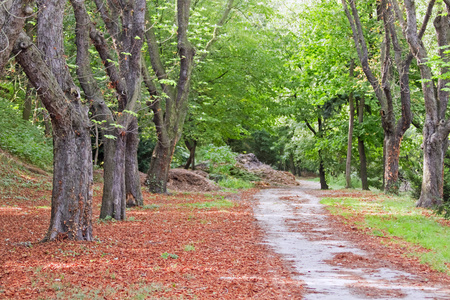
[202,144,236,175]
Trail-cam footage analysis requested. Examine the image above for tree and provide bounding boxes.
[143,0,236,193]
[281,0,362,188]
[342,0,417,193]
[345,60,355,188]
[403,0,450,207]
[183,3,284,169]
[356,94,370,190]
[69,0,145,218]
[12,0,94,241]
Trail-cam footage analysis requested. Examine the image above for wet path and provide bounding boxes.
[253,183,450,299]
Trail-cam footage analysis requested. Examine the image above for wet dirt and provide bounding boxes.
[253,180,450,299]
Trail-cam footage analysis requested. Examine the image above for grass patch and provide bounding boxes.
[0,98,52,170]
[218,177,254,190]
[180,198,234,209]
[321,194,450,274]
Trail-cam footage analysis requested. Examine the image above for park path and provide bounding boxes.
[253,181,450,300]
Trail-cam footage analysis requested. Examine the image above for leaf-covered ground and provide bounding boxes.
[0,167,303,299]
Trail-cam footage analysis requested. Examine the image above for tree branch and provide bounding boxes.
[198,0,234,63]
[305,119,317,136]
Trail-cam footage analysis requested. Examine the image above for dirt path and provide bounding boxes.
[253,181,450,299]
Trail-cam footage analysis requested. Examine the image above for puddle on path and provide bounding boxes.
[254,183,450,300]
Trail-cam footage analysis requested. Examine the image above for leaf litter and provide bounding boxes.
[0,170,303,299]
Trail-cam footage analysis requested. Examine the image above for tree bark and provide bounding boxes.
[319,150,329,190]
[125,118,143,207]
[144,0,234,193]
[184,139,197,170]
[14,32,93,241]
[345,60,355,189]
[305,118,328,189]
[147,141,176,194]
[356,96,369,190]
[100,135,127,219]
[0,0,32,73]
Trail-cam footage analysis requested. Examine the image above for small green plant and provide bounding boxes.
[161,252,179,259]
[141,204,160,210]
[97,215,116,224]
[183,244,195,252]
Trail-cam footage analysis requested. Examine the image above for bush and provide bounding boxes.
[201,144,236,175]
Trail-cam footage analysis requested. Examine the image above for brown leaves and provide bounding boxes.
[0,184,303,299]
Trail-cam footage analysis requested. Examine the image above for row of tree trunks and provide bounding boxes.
[404,0,450,207]
[71,0,145,219]
[342,0,412,193]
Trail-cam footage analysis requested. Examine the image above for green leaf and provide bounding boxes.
[104,134,117,140]
[123,109,138,117]
[159,79,177,86]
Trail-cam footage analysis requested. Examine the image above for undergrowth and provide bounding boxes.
[321,194,450,274]
[0,98,52,170]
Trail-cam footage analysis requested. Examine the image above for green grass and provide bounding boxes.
[321,194,450,273]
[0,98,53,170]
[218,177,254,190]
[180,198,234,209]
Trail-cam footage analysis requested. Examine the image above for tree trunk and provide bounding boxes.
[345,60,355,189]
[289,153,296,175]
[417,122,447,207]
[47,127,93,240]
[100,134,127,219]
[356,96,369,190]
[147,141,175,194]
[384,132,402,193]
[125,118,143,207]
[184,140,197,170]
[358,138,369,190]
[14,32,93,241]
[319,150,328,190]
[74,0,145,217]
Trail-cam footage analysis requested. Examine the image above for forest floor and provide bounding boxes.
[0,162,303,299]
[1,155,450,299]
